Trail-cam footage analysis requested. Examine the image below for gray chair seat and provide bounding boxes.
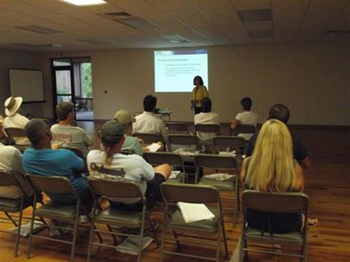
[246,227,304,242]
[169,207,219,232]
[199,176,237,190]
[0,198,22,209]
[35,202,77,221]
[96,207,142,226]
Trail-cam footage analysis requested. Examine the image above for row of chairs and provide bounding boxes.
[0,170,309,262]
[0,170,227,262]
[165,122,257,136]
[134,133,246,155]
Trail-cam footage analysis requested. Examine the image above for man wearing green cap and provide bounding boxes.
[87,119,171,210]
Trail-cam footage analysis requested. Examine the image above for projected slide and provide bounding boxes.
[154,50,208,92]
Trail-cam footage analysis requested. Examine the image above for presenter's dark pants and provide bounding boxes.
[194,107,202,114]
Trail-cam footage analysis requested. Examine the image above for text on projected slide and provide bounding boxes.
[154,50,208,92]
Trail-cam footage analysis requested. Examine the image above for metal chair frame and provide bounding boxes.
[160,183,229,262]
[26,174,82,262]
[165,122,189,134]
[87,179,159,262]
[143,152,185,183]
[240,190,309,262]
[0,170,36,257]
[230,124,256,137]
[4,127,30,152]
[194,154,240,226]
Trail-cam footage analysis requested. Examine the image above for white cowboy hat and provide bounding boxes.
[4,96,23,117]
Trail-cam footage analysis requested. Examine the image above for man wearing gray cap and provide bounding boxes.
[22,119,91,206]
[87,119,171,210]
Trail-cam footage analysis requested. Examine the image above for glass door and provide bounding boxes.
[52,58,94,121]
[54,67,74,104]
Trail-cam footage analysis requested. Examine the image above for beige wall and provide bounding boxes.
[0,48,49,118]
[57,41,349,125]
[2,41,348,125]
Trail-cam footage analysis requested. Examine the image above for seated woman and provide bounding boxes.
[240,119,304,234]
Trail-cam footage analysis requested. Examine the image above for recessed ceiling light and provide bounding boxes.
[60,0,107,6]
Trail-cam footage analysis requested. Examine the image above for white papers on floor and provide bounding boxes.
[204,173,235,181]
[169,170,181,179]
[177,202,215,223]
[8,221,45,237]
[147,143,161,152]
[115,236,153,255]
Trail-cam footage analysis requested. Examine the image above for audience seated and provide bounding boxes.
[23,119,91,206]
[3,96,30,145]
[246,104,311,169]
[241,119,304,233]
[194,97,220,140]
[230,97,258,140]
[0,117,34,199]
[133,95,168,143]
[87,120,171,210]
[50,102,93,157]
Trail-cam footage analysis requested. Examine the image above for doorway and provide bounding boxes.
[52,57,94,121]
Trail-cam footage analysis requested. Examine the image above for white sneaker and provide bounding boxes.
[80,215,89,224]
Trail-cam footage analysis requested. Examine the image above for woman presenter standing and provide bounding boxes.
[191,75,208,114]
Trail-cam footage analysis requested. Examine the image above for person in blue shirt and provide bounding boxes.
[23,118,91,206]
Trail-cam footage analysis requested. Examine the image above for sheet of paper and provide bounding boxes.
[147,143,161,152]
[177,202,215,223]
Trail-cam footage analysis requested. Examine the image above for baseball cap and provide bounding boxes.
[113,110,136,125]
[101,120,125,144]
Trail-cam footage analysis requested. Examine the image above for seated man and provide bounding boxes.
[246,104,311,169]
[87,120,171,210]
[194,97,220,141]
[23,119,91,205]
[114,109,163,156]
[230,97,258,140]
[51,102,93,157]
[133,95,168,143]
[0,117,34,199]
[3,96,30,145]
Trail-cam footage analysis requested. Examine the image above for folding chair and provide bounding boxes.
[167,134,199,151]
[133,132,163,144]
[87,179,159,262]
[195,124,221,136]
[4,128,30,152]
[165,122,189,134]
[195,124,220,152]
[195,154,240,226]
[25,174,82,262]
[212,136,246,168]
[230,124,256,137]
[240,190,309,262]
[167,135,200,181]
[143,152,185,183]
[160,183,228,261]
[59,145,85,159]
[0,170,37,256]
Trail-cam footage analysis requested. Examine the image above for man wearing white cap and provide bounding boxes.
[3,96,30,145]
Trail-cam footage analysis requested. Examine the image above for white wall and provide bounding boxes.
[57,41,349,125]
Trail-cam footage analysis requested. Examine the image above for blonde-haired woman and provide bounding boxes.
[240,119,304,233]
